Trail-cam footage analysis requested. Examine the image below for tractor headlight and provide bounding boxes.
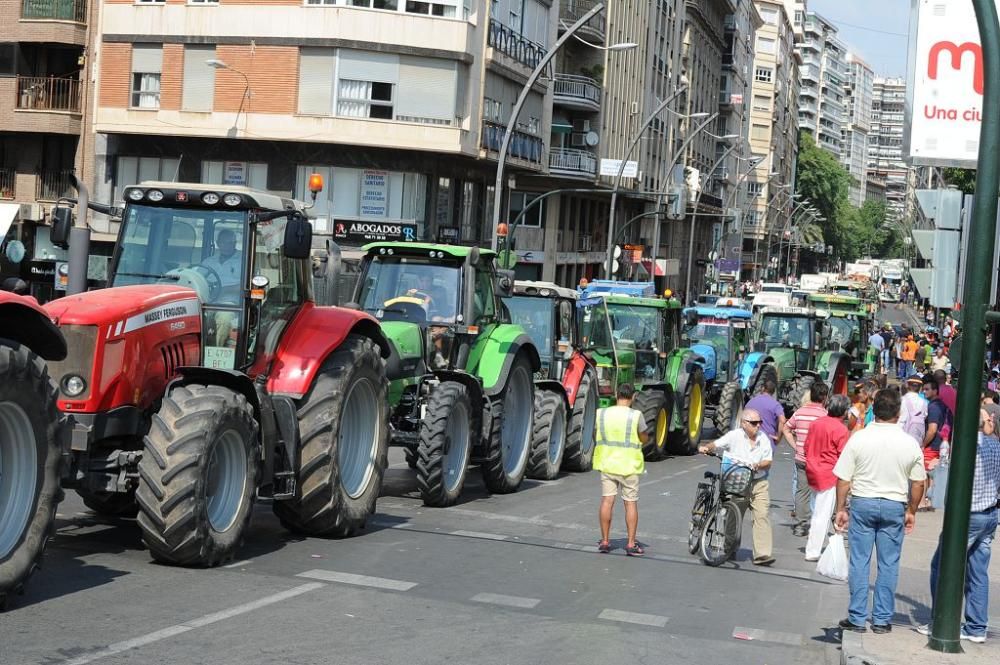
[146,189,164,202]
[202,192,220,205]
[223,193,242,207]
[127,189,144,202]
[62,374,87,397]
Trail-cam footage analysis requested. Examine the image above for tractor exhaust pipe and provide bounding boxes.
[67,174,91,296]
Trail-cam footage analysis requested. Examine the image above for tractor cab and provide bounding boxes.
[507,280,579,380]
[681,306,752,385]
[98,182,314,373]
[754,306,828,378]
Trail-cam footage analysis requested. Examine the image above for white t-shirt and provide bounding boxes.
[868,332,885,351]
[713,428,773,479]
[833,422,927,503]
[899,392,927,445]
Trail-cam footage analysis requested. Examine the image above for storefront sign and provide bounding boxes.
[360,170,389,218]
[224,161,248,185]
[334,220,416,243]
[438,227,460,243]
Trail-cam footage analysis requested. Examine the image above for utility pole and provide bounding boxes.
[928,0,1000,653]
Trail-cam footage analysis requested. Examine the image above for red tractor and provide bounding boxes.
[0,291,65,608]
[43,178,391,566]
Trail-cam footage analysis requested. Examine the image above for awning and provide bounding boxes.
[0,203,19,240]
[552,113,573,134]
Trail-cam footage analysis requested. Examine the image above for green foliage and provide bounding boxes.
[794,132,854,259]
[943,167,976,194]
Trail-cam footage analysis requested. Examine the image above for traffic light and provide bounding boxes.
[912,189,962,308]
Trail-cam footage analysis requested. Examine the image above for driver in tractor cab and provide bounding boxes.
[388,272,452,369]
[201,228,243,347]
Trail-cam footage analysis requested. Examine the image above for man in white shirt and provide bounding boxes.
[833,389,927,634]
[899,376,927,445]
[868,331,886,373]
[699,409,775,566]
[201,228,243,303]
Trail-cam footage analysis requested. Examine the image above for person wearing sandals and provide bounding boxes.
[699,409,775,566]
[594,383,649,556]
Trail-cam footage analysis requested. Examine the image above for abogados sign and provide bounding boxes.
[906,0,996,167]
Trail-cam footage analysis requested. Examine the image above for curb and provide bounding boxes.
[840,631,882,665]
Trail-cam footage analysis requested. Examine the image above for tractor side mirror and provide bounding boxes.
[684,310,699,327]
[496,269,515,298]
[283,216,312,259]
[50,207,73,249]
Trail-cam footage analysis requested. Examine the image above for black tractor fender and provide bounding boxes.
[0,302,67,360]
[427,369,486,424]
[348,317,392,358]
[534,378,570,414]
[671,350,704,412]
[746,355,776,393]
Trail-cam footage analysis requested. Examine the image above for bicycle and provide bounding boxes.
[687,452,754,566]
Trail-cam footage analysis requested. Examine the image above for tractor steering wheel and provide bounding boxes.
[191,265,224,302]
[166,266,222,302]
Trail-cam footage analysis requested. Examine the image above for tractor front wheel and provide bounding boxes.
[417,381,473,507]
[481,355,534,494]
[632,390,670,461]
[137,384,260,566]
[713,381,744,435]
[274,335,388,537]
[752,363,778,396]
[0,342,62,610]
[527,389,567,481]
[562,370,597,472]
[786,375,816,416]
[669,367,706,455]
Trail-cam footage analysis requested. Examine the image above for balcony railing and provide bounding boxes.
[553,74,601,107]
[16,76,82,112]
[0,169,14,200]
[481,120,543,165]
[21,0,86,22]
[549,147,597,176]
[560,0,607,37]
[488,19,546,69]
[37,169,75,202]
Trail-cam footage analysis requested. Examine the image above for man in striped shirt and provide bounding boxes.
[783,381,830,536]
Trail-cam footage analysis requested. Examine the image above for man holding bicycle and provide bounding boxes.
[699,410,775,566]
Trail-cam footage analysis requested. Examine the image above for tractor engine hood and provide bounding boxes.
[690,343,717,381]
[43,285,204,415]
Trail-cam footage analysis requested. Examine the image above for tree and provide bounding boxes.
[794,132,854,260]
[943,167,976,194]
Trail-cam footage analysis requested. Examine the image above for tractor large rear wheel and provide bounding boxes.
[752,363,778,396]
[633,390,670,461]
[787,375,816,416]
[669,367,706,455]
[562,370,597,472]
[417,381,473,507]
[481,355,534,494]
[0,342,61,610]
[137,384,260,566]
[527,389,566,481]
[274,336,388,537]
[713,381,744,435]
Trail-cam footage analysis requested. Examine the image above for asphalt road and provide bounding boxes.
[2,432,853,665]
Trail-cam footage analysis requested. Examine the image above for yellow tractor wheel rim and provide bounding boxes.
[688,382,704,441]
[655,408,668,448]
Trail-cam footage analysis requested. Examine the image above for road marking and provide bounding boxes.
[222,559,253,569]
[471,592,540,609]
[598,608,669,628]
[451,530,508,541]
[732,626,804,646]
[56,583,325,665]
[296,569,418,591]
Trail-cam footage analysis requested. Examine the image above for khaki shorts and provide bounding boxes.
[601,472,640,502]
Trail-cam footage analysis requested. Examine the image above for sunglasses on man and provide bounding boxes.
[744,419,762,426]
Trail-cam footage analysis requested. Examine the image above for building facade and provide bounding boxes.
[842,52,873,207]
[91,0,557,262]
[745,0,799,280]
[797,12,846,159]
[868,76,912,223]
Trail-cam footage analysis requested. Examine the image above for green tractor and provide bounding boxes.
[752,306,853,414]
[353,242,540,507]
[578,281,706,457]
[806,293,875,377]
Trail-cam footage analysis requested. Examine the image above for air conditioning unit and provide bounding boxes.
[19,203,44,221]
[578,236,592,252]
[570,133,587,147]
[572,119,591,133]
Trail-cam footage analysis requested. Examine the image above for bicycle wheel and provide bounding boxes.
[699,501,741,567]
[688,489,712,554]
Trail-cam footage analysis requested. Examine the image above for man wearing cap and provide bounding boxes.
[868,329,886,374]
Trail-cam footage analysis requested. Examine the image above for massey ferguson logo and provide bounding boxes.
[928,41,983,95]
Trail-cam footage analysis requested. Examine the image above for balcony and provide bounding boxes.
[17,76,81,113]
[21,0,86,22]
[553,74,601,112]
[549,147,597,178]
[488,19,546,70]
[559,0,606,44]
[0,169,14,200]
[481,120,544,166]
[36,169,74,202]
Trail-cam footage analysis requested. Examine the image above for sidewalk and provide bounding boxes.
[839,509,1000,664]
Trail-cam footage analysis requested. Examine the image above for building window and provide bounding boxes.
[135,0,166,3]
[483,97,503,123]
[509,192,544,228]
[794,10,804,25]
[202,161,268,189]
[751,124,768,140]
[752,95,771,112]
[760,7,779,24]
[295,165,427,234]
[130,45,162,109]
[746,182,763,197]
[182,45,215,112]
[754,67,773,83]
[757,37,776,55]
[188,0,218,4]
[337,79,394,119]
[115,156,179,202]
[305,0,464,18]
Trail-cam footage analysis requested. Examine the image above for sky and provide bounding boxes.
[806,0,912,78]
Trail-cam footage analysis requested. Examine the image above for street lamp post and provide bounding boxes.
[206,59,251,134]
[490,3,636,252]
[752,181,791,281]
[683,137,738,299]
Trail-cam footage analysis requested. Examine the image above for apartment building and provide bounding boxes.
[842,52,873,207]
[745,0,799,280]
[0,0,108,300]
[91,0,556,256]
[868,76,911,223]
[797,12,846,159]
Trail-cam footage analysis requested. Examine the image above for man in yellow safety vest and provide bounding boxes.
[594,383,650,556]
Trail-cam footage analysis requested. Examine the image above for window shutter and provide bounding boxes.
[338,49,398,83]
[396,57,457,123]
[182,45,215,112]
[131,44,162,73]
[297,48,335,115]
